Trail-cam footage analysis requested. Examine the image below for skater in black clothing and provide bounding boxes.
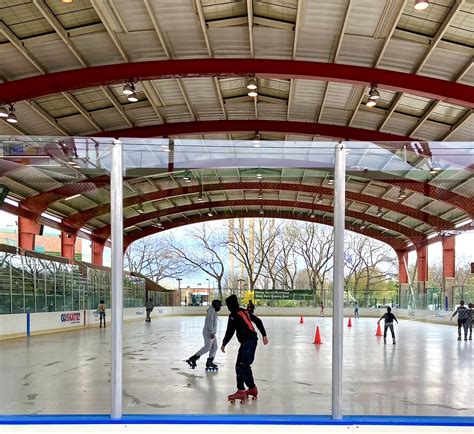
[451,300,470,340]
[468,303,473,341]
[221,294,268,403]
[145,298,154,323]
[377,306,398,344]
[97,299,106,328]
[247,299,255,314]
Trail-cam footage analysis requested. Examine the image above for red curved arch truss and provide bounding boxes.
[101,199,425,247]
[1,59,473,108]
[61,182,453,233]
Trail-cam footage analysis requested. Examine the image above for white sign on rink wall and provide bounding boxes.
[0,423,470,434]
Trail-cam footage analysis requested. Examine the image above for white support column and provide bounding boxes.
[111,139,124,419]
[332,142,346,419]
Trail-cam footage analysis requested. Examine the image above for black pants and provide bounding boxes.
[236,339,258,390]
[99,312,106,327]
[384,323,395,341]
[458,320,468,338]
[146,310,152,322]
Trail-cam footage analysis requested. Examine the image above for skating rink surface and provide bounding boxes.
[0,316,472,417]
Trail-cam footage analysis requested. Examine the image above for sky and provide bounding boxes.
[1,212,472,289]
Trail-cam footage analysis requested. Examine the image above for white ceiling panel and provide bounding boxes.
[208,27,251,58]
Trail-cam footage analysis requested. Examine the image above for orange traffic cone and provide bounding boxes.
[299,315,304,324]
[347,317,352,327]
[376,323,382,336]
[313,325,322,344]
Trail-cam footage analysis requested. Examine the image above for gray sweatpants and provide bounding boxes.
[196,331,217,358]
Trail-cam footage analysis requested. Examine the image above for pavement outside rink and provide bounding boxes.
[0,316,472,416]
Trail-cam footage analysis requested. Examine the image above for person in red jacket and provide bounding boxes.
[221,294,268,403]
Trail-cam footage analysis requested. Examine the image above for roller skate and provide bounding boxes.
[205,357,218,372]
[186,354,200,369]
[228,390,247,404]
[245,386,258,400]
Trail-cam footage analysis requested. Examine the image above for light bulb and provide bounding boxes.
[414,0,429,11]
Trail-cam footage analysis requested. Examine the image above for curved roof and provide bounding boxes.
[0,0,472,252]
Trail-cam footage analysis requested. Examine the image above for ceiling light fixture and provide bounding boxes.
[127,92,138,103]
[360,222,366,230]
[414,0,429,10]
[429,166,437,175]
[328,175,334,185]
[431,159,442,172]
[310,213,315,219]
[258,190,263,199]
[317,195,323,204]
[152,218,163,229]
[61,0,74,3]
[6,105,18,124]
[253,133,261,147]
[398,188,407,200]
[137,204,145,214]
[183,171,192,182]
[197,193,204,202]
[65,194,81,201]
[248,89,258,98]
[0,105,8,118]
[207,209,214,217]
[256,172,263,180]
[376,207,384,217]
[259,208,264,215]
[246,77,257,90]
[368,86,380,100]
[122,83,134,95]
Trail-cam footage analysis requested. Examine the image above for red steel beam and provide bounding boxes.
[123,210,407,252]
[62,182,452,232]
[95,120,413,142]
[1,59,473,108]
[95,199,423,245]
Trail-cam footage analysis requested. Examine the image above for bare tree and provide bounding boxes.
[294,223,334,303]
[167,224,226,298]
[344,233,397,305]
[125,236,189,282]
[228,219,281,291]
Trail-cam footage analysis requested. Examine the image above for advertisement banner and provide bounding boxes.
[254,290,314,300]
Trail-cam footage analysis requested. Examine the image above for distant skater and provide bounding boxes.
[98,299,106,328]
[247,299,255,314]
[451,300,470,341]
[221,294,268,403]
[468,303,473,340]
[186,300,222,371]
[145,298,154,323]
[354,301,360,318]
[377,306,398,344]
[320,302,324,317]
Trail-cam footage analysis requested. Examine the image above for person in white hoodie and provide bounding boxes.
[186,299,222,370]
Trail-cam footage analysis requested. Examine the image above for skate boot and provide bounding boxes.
[205,357,218,372]
[228,390,247,404]
[186,354,200,369]
[245,386,258,400]
[458,336,462,341]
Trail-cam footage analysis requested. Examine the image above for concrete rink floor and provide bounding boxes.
[0,316,472,416]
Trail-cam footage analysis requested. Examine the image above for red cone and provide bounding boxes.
[299,315,304,324]
[313,326,322,344]
[347,316,352,327]
[376,323,382,336]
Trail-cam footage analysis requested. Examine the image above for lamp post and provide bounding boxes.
[206,278,210,304]
[176,278,182,306]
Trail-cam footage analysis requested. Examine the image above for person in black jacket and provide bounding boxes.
[377,306,399,344]
[221,294,268,403]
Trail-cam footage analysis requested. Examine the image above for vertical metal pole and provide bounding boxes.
[9,262,13,314]
[332,142,346,420]
[111,139,123,419]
